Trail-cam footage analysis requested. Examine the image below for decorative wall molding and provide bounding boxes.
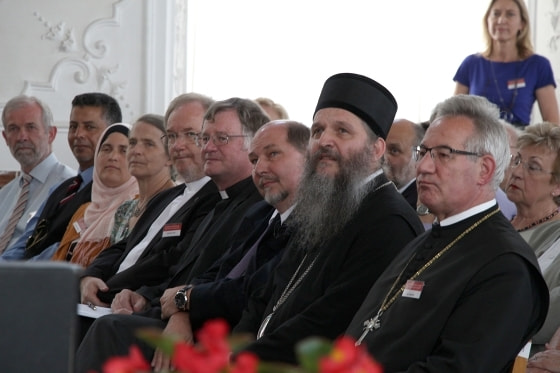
[33,12,77,52]
[82,0,123,60]
[22,57,90,93]
[6,0,135,121]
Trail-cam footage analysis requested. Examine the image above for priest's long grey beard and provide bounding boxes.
[287,143,376,251]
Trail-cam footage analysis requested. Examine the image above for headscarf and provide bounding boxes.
[75,123,139,248]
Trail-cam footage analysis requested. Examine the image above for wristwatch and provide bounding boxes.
[416,204,430,216]
[174,285,193,312]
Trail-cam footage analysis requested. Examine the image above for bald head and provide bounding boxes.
[383,119,424,188]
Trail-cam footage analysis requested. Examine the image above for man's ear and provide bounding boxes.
[478,154,496,186]
[373,138,386,160]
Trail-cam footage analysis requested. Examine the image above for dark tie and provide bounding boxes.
[227,214,282,279]
[59,175,82,206]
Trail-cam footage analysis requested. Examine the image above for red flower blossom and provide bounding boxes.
[102,345,151,373]
[171,320,231,373]
[229,352,259,373]
[319,336,383,373]
[197,318,230,356]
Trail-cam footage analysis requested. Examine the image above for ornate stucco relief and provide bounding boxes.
[18,0,133,121]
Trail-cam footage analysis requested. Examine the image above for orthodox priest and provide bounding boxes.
[233,73,424,363]
[346,94,549,372]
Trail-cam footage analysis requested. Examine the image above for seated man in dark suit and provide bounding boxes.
[1,92,122,261]
[383,118,424,209]
[76,97,270,373]
[80,93,220,306]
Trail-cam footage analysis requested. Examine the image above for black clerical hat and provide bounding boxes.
[314,73,398,139]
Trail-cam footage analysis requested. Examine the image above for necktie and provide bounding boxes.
[0,174,32,253]
[227,214,282,279]
[59,175,82,206]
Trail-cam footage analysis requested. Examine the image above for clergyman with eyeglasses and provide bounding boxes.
[79,92,221,309]
[76,97,269,373]
[346,94,548,372]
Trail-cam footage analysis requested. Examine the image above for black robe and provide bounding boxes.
[83,180,220,303]
[135,176,263,305]
[234,174,424,364]
[401,179,418,209]
[346,205,549,373]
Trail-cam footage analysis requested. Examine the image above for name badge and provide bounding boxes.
[162,223,182,238]
[508,78,526,90]
[402,280,424,299]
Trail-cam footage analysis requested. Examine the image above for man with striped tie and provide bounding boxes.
[0,95,75,253]
[1,92,122,261]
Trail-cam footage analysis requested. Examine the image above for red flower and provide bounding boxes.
[172,342,213,373]
[171,320,231,373]
[229,352,259,373]
[319,336,383,373]
[197,319,230,355]
[102,345,151,373]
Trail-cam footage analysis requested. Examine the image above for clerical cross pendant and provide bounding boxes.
[257,313,273,340]
[355,315,380,346]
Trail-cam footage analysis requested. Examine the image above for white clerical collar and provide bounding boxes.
[361,169,384,186]
[439,199,497,227]
[185,176,211,195]
[269,204,295,225]
[398,178,416,194]
[219,190,229,199]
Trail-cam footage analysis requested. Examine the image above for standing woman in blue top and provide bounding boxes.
[454,0,559,127]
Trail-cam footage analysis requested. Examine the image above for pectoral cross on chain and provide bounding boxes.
[355,315,381,346]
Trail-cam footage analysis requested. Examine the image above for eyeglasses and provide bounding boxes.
[413,145,481,163]
[510,152,555,176]
[196,133,248,147]
[163,131,198,145]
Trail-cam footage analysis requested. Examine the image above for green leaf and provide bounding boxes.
[295,337,333,373]
[257,361,303,373]
[135,327,181,357]
[229,333,255,354]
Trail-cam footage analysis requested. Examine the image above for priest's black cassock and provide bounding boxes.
[346,205,548,373]
[234,173,424,364]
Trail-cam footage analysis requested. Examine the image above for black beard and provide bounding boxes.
[287,144,375,251]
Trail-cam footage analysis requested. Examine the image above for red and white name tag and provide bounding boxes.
[402,280,425,299]
[508,78,526,90]
[162,223,182,238]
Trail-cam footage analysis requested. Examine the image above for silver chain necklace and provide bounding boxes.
[257,253,318,339]
[355,208,500,346]
[489,60,519,123]
[256,179,393,339]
